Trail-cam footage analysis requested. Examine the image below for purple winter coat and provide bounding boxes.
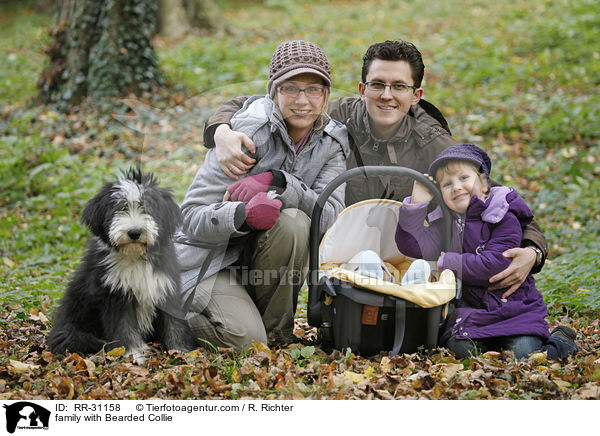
[395,186,549,343]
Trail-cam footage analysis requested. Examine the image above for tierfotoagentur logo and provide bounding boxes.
[3,402,50,433]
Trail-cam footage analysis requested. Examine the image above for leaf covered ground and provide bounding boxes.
[2,305,600,400]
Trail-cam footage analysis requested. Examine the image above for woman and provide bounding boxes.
[175,40,349,351]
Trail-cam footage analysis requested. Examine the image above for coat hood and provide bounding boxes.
[232,95,349,158]
[467,186,533,225]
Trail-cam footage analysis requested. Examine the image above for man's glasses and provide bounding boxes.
[364,81,417,96]
[278,85,326,99]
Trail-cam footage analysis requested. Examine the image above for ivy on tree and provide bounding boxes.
[38,0,165,111]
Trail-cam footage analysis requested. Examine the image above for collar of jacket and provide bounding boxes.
[233,95,349,158]
[346,99,445,151]
[259,95,349,158]
[426,186,533,226]
[233,95,323,149]
[467,186,533,225]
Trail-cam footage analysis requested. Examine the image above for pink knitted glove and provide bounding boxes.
[226,171,274,202]
[245,192,282,230]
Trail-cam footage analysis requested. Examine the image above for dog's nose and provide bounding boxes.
[127,229,142,241]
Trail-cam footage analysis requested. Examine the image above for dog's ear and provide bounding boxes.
[81,183,113,238]
[161,188,182,233]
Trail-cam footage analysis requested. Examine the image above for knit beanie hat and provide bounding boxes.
[267,40,331,98]
[429,144,492,180]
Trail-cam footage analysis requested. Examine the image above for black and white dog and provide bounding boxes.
[48,168,195,363]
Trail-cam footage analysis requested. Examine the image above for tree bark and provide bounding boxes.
[158,0,231,37]
[38,0,164,110]
[35,0,56,14]
[158,0,191,39]
[193,0,230,35]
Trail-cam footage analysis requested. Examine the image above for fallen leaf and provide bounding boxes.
[186,349,203,359]
[41,350,54,363]
[528,351,547,365]
[231,368,241,383]
[440,363,463,381]
[204,368,232,393]
[84,359,96,377]
[574,383,600,399]
[528,374,550,385]
[300,346,315,359]
[51,376,75,400]
[375,389,394,399]
[588,368,600,382]
[344,370,368,383]
[123,363,149,377]
[29,311,49,323]
[8,360,39,373]
[551,378,571,390]
[380,356,392,373]
[489,378,510,389]
[107,347,126,357]
[482,351,502,359]
[250,341,271,358]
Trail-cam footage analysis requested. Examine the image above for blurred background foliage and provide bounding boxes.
[1,0,598,318]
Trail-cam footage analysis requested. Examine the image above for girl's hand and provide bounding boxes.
[214,124,256,179]
[411,174,435,203]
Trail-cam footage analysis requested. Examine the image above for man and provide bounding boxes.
[202,40,547,298]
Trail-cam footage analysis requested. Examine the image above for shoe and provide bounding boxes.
[401,258,431,286]
[550,326,577,342]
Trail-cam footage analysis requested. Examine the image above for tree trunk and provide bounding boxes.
[191,0,231,35]
[35,0,56,14]
[158,0,231,37]
[38,0,164,110]
[158,0,191,39]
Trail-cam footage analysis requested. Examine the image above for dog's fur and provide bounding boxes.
[47,168,195,363]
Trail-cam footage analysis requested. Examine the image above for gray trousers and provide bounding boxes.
[186,208,310,352]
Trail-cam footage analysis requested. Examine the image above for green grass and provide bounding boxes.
[0,0,598,318]
[0,4,51,104]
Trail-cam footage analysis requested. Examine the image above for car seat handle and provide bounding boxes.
[308,166,452,327]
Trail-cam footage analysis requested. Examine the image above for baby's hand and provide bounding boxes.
[411,175,435,203]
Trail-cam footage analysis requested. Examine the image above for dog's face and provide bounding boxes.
[82,169,181,257]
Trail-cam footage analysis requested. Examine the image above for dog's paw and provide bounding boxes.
[126,345,151,365]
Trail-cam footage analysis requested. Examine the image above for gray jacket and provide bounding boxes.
[175,95,349,309]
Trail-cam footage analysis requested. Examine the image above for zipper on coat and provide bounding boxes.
[456,216,465,234]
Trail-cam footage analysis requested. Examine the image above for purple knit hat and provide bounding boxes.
[267,40,331,98]
[429,144,492,179]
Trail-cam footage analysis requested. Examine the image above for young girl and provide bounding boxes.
[395,144,577,359]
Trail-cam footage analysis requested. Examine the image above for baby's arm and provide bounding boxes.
[438,213,521,286]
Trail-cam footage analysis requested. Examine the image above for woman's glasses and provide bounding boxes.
[278,85,326,99]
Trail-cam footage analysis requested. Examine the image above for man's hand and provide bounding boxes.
[214,124,257,179]
[489,247,537,298]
